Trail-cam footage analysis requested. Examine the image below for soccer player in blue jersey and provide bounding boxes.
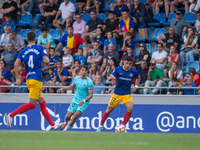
[57,64,94,131]
[96,56,141,132]
[5,31,63,130]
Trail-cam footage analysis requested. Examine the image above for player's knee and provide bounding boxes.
[127,106,133,112]
[65,115,71,121]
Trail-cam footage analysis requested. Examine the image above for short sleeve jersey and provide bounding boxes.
[75,55,87,64]
[54,67,72,83]
[49,55,59,66]
[112,66,139,95]
[86,18,104,32]
[114,5,129,17]
[94,36,105,50]
[2,68,11,81]
[17,44,47,82]
[72,76,94,104]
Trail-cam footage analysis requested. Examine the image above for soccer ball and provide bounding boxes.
[115,124,125,132]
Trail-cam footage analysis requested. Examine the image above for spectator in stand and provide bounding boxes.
[137,60,149,87]
[188,67,200,86]
[81,10,104,44]
[83,0,102,13]
[51,60,72,93]
[120,45,136,66]
[37,27,56,55]
[42,67,54,93]
[157,27,180,52]
[103,11,119,38]
[18,63,26,83]
[87,41,104,70]
[89,63,100,83]
[62,47,74,70]
[151,43,167,70]
[107,78,116,94]
[163,45,181,77]
[93,27,105,51]
[1,42,18,76]
[103,31,117,53]
[114,0,129,21]
[166,78,183,95]
[8,30,25,53]
[48,47,59,68]
[110,0,131,11]
[71,60,80,79]
[37,0,59,29]
[74,0,86,14]
[1,0,17,22]
[0,60,11,93]
[0,25,11,52]
[1,14,15,34]
[93,75,106,94]
[129,0,150,26]
[122,32,134,51]
[75,48,87,65]
[151,0,164,15]
[135,43,151,69]
[166,61,183,87]
[179,75,198,95]
[180,27,197,64]
[170,0,189,14]
[16,0,29,14]
[187,34,200,62]
[8,75,28,93]
[24,0,43,14]
[55,26,87,57]
[39,0,58,14]
[117,10,134,39]
[53,0,75,34]
[102,57,116,86]
[143,60,168,94]
[157,10,194,41]
[73,14,86,36]
[100,43,120,74]
[194,11,200,34]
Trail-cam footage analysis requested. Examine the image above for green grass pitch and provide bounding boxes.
[0,130,200,150]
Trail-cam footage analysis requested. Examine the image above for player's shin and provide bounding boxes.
[122,111,132,126]
[100,111,109,126]
[10,103,36,117]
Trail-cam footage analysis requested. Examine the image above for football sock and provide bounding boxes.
[39,101,55,126]
[10,103,36,117]
[122,111,132,126]
[65,120,68,124]
[65,124,71,130]
[100,111,109,126]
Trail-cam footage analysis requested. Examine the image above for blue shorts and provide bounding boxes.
[67,101,89,114]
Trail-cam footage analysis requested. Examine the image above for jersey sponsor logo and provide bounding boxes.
[119,77,131,81]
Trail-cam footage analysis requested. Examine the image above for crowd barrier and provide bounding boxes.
[0,94,200,133]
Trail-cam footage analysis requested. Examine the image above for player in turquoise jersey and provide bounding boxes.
[5,31,63,131]
[57,64,94,131]
[96,56,141,132]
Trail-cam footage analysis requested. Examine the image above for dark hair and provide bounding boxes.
[90,10,96,14]
[139,42,147,52]
[78,48,83,52]
[10,30,16,35]
[189,67,197,75]
[196,11,200,14]
[48,67,54,72]
[50,47,55,51]
[172,78,178,82]
[97,27,104,37]
[41,27,47,32]
[93,41,99,44]
[74,60,80,64]
[141,59,147,63]
[126,45,133,50]
[0,59,6,67]
[4,13,11,17]
[126,32,132,37]
[157,43,163,47]
[67,25,73,29]
[110,57,117,67]
[80,64,88,70]
[124,55,133,62]
[57,60,62,64]
[27,31,36,42]
[122,10,128,13]
[108,11,115,14]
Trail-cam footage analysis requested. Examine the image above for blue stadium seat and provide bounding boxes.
[17,14,33,26]
[163,13,176,26]
[35,29,41,41]
[136,43,152,57]
[148,28,166,41]
[70,0,76,4]
[20,29,31,41]
[32,14,44,26]
[81,13,91,22]
[97,13,106,22]
[116,44,121,52]
[140,0,147,3]
[154,44,158,52]
[148,13,165,26]
[186,61,200,72]
[64,29,68,35]
[103,0,115,11]
[135,28,151,41]
[184,12,196,25]
[49,29,61,41]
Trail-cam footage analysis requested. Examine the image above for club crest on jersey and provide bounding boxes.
[129,73,133,77]
[83,84,86,88]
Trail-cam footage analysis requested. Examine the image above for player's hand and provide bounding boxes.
[57,88,63,93]
[16,79,21,88]
[79,100,84,106]
[57,68,60,73]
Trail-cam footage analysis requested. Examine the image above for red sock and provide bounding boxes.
[39,101,55,126]
[10,103,36,117]
[122,111,132,126]
[100,111,109,126]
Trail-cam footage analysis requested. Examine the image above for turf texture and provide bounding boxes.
[0,130,200,150]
